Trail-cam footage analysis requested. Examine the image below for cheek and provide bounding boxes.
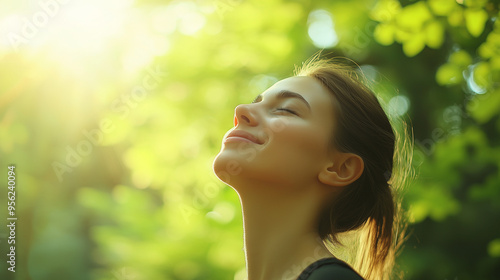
[248,126,328,186]
[263,122,330,168]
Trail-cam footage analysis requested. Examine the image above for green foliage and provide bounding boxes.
[488,239,500,257]
[372,0,494,56]
[372,0,446,56]
[464,8,489,37]
[1,0,500,279]
[436,50,472,85]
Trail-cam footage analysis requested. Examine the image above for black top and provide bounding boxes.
[296,258,365,280]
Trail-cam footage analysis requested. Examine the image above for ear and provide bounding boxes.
[318,152,364,187]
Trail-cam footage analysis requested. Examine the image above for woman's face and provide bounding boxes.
[213,76,337,192]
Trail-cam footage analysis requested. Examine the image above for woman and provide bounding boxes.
[213,57,410,280]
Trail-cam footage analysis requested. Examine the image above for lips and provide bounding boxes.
[224,130,263,144]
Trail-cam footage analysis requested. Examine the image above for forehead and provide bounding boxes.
[263,76,334,107]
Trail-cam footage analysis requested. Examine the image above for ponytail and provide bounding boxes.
[354,183,394,279]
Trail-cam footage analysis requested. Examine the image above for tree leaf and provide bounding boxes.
[447,7,464,27]
[478,42,495,59]
[467,89,500,123]
[428,0,458,16]
[449,49,473,68]
[488,239,500,257]
[473,61,492,88]
[403,32,426,56]
[425,20,444,49]
[370,0,401,22]
[374,23,396,45]
[396,2,433,31]
[464,8,488,37]
[436,63,462,85]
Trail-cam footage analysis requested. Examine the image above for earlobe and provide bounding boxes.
[318,153,364,187]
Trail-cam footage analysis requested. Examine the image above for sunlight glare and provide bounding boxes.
[173,2,206,36]
[388,95,410,117]
[467,64,487,94]
[307,10,339,48]
[151,1,206,36]
[48,0,130,55]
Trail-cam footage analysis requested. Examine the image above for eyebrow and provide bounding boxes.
[253,90,311,110]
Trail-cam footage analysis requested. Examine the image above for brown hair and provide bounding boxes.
[295,56,412,280]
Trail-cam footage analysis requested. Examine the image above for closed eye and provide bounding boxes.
[276,107,298,115]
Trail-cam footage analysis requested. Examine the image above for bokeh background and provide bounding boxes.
[0,0,499,279]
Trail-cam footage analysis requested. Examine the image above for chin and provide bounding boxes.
[212,151,242,185]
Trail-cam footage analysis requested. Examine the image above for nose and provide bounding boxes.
[234,104,258,127]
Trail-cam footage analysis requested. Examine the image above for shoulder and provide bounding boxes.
[297,258,365,280]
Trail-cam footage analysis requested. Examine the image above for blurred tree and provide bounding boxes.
[369,0,500,278]
[0,0,499,279]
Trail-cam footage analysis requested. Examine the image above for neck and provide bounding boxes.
[237,185,333,280]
